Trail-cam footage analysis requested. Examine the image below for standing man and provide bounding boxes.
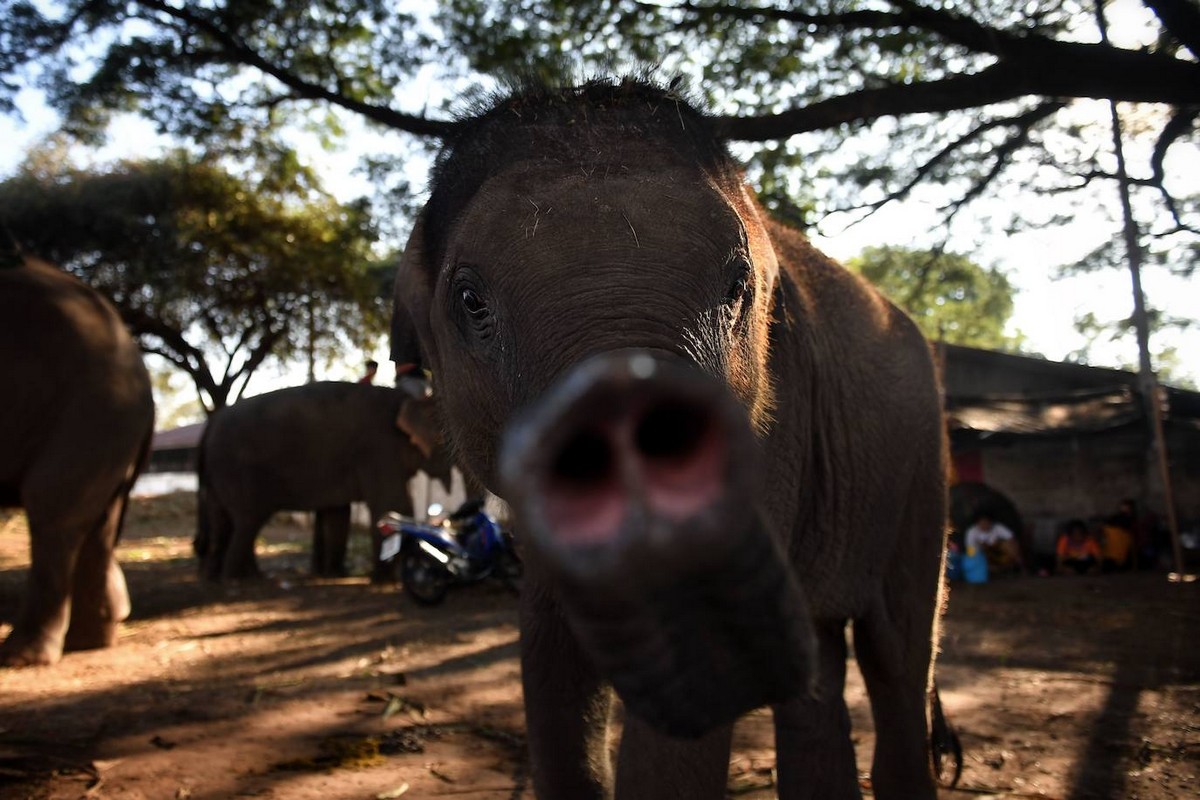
[358,359,379,385]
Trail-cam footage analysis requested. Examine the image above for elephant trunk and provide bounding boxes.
[501,350,815,737]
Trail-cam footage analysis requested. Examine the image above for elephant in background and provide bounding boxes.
[1,256,154,667]
[194,381,453,580]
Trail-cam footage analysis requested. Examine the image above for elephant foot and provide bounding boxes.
[219,562,263,581]
[0,632,63,667]
[64,618,121,652]
[501,351,817,737]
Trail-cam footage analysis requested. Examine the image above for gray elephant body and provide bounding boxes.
[393,80,947,799]
[196,381,451,580]
[0,257,154,666]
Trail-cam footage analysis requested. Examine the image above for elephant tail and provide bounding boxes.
[931,680,963,787]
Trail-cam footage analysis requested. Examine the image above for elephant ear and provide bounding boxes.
[395,392,442,460]
[390,212,435,368]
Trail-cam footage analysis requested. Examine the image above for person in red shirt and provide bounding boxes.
[1056,519,1101,575]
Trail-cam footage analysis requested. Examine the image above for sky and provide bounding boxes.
[1,1,1196,419]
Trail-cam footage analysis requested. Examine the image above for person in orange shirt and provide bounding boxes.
[1056,519,1101,576]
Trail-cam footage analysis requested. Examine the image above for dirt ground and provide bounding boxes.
[1,493,1197,800]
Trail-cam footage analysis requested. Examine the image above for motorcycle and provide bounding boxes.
[377,498,521,606]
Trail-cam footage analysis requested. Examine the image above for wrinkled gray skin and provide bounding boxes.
[195,382,452,581]
[0,257,154,667]
[393,81,947,800]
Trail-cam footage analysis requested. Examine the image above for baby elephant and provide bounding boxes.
[195,381,451,580]
[393,78,950,799]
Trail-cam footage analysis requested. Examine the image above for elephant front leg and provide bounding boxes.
[521,572,615,800]
[773,620,861,800]
[852,584,941,799]
[65,500,130,651]
[615,715,733,800]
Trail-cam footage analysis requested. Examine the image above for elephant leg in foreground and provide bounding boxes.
[614,716,734,799]
[519,575,613,799]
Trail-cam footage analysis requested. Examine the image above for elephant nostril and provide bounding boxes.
[635,400,710,464]
[552,428,615,486]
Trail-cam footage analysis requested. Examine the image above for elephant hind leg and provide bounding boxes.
[64,493,131,652]
[0,512,91,666]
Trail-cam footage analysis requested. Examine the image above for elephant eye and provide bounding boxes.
[725,276,749,305]
[724,261,752,306]
[461,287,489,318]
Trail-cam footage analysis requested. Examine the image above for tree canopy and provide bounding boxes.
[2,1,1194,221]
[1,0,1197,378]
[0,146,388,412]
[848,245,1022,350]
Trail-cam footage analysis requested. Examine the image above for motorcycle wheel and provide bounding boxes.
[400,551,450,606]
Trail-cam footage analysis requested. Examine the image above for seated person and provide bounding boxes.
[1100,507,1136,572]
[1056,519,1101,575]
[965,514,1024,575]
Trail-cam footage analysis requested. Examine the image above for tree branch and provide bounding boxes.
[664,1,905,32]
[670,0,1074,58]
[715,50,1200,141]
[1150,105,1199,185]
[1148,106,1200,233]
[942,119,1038,218]
[120,306,220,400]
[229,326,286,404]
[841,101,1064,220]
[135,0,455,138]
[1145,0,1200,58]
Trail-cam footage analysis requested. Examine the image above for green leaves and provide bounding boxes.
[848,245,1022,350]
[0,146,386,412]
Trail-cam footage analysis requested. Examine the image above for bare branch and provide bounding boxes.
[842,101,1064,221]
[1144,0,1200,58]
[885,0,1033,55]
[929,118,1043,229]
[716,48,1200,142]
[136,0,455,138]
[1150,106,1199,185]
[663,1,905,32]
